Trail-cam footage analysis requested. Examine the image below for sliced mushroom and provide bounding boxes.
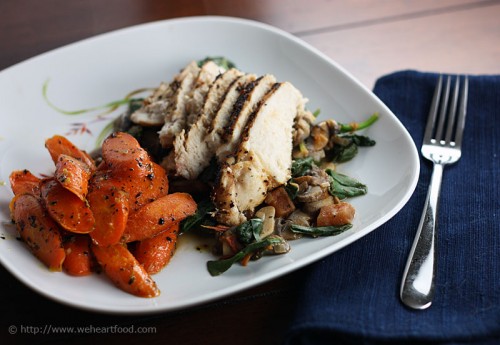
[293,169,331,203]
[295,119,341,159]
[302,195,335,215]
[287,209,312,227]
[255,206,276,238]
[317,119,340,151]
[296,184,329,203]
[276,210,311,241]
[292,109,316,146]
[266,236,291,254]
[310,125,329,151]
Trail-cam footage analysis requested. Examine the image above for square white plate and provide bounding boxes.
[0,16,419,314]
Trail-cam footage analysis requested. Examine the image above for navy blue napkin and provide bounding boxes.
[284,71,500,345]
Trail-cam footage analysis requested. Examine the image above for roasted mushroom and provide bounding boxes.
[293,167,331,203]
[255,206,276,239]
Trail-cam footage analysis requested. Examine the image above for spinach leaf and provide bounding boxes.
[330,140,358,163]
[234,218,263,245]
[291,157,315,177]
[179,199,215,233]
[290,223,352,237]
[197,56,236,70]
[326,169,367,199]
[343,134,376,147]
[330,112,377,162]
[329,134,375,163]
[206,236,284,276]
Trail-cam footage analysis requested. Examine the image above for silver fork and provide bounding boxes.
[400,74,468,310]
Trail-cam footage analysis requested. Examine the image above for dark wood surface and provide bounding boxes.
[1,1,499,344]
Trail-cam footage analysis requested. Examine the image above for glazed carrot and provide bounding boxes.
[121,193,197,243]
[316,202,356,227]
[101,132,150,175]
[11,193,66,271]
[143,161,169,202]
[134,224,179,275]
[87,178,129,246]
[97,162,169,214]
[124,162,169,213]
[62,234,93,276]
[41,179,95,234]
[91,243,160,298]
[9,169,41,197]
[55,154,91,201]
[98,133,169,213]
[45,135,95,170]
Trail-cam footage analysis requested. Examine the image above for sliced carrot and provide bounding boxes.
[93,138,169,212]
[91,243,160,298]
[125,162,169,213]
[101,132,150,176]
[55,154,91,201]
[11,193,66,271]
[62,234,93,276]
[121,193,197,243]
[87,178,129,246]
[45,135,95,170]
[40,178,95,234]
[134,224,179,275]
[316,201,356,227]
[9,169,41,197]
[144,161,169,202]
[98,161,169,214]
[99,133,169,213]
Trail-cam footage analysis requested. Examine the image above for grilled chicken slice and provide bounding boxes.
[212,81,306,225]
[206,73,257,158]
[170,68,244,179]
[215,74,277,160]
[161,73,256,173]
[131,62,200,127]
[158,61,219,148]
[130,82,172,127]
[131,61,221,129]
[184,61,221,127]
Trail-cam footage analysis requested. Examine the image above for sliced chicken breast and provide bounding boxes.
[131,61,202,128]
[206,73,257,156]
[212,82,306,225]
[215,74,277,160]
[170,68,244,179]
[129,82,171,127]
[184,61,221,127]
[157,61,201,147]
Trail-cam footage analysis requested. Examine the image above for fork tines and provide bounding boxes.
[424,74,469,148]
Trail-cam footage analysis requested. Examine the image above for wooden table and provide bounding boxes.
[1,1,499,344]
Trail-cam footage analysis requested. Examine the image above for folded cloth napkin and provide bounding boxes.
[284,71,500,345]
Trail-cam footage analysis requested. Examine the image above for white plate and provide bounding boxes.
[0,16,419,314]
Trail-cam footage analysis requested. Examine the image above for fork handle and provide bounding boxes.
[400,162,443,309]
